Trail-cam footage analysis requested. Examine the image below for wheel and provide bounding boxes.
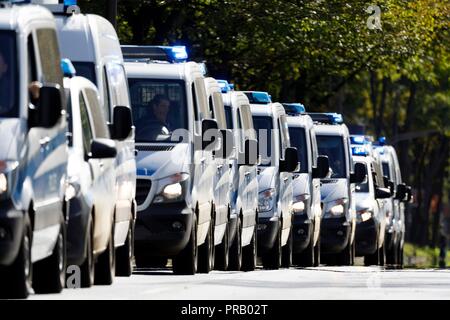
[336,237,353,266]
[378,243,386,266]
[0,215,32,299]
[228,217,242,271]
[313,236,321,267]
[364,239,379,266]
[262,223,281,270]
[173,214,197,275]
[281,226,293,268]
[116,220,134,277]
[33,220,66,294]
[79,218,94,288]
[215,222,229,271]
[397,243,404,269]
[386,242,398,266]
[293,228,314,267]
[198,215,215,273]
[242,222,257,272]
[94,224,115,285]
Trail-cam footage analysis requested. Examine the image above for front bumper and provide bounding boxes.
[66,194,91,266]
[292,214,313,253]
[355,218,379,256]
[0,199,24,266]
[135,201,194,257]
[257,216,280,254]
[320,216,351,253]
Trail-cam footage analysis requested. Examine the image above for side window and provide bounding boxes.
[237,108,244,151]
[277,118,283,159]
[191,83,199,133]
[209,96,215,118]
[36,28,63,88]
[84,88,109,139]
[79,93,94,155]
[102,67,111,121]
[27,34,37,83]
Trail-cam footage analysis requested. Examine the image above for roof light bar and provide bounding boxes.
[61,58,76,78]
[243,91,272,105]
[121,45,188,63]
[282,103,306,116]
[307,113,344,124]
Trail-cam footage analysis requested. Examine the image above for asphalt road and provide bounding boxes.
[28,259,450,300]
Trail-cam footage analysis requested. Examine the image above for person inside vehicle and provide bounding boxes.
[136,94,173,141]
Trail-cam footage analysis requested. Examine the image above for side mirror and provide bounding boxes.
[89,138,117,159]
[375,187,392,199]
[313,155,329,179]
[405,186,413,203]
[350,162,367,184]
[388,180,395,195]
[110,106,133,140]
[216,129,234,159]
[29,83,63,128]
[239,138,258,166]
[280,147,299,173]
[201,118,219,150]
[395,183,407,200]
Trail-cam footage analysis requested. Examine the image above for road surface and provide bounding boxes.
[29,261,450,300]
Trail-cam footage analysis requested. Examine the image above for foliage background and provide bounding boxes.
[78,0,450,248]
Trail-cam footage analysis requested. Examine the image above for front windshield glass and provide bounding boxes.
[252,115,273,166]
[355,162,369,193]
[288,127,308,173]
[72,62,96,85]
[382,162,391,180]
[316,135,346,178]
[0,31,17,118]
[128,79,188,143]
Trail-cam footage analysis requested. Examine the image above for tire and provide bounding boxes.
[262,223,281,270]
[386,242,398,266]
[281,226,293,268]
[364,239,379,266]
[94,224,115,285]
[313,237,321,267]
[397,243,404,269]
[116,220,134,277]
[0,215,32,299]
[228,217,242,271]
[33,220,66,294]
[198,215,215,273]
[79,218,94,288]
[336,237,353,266]
[215,222,229,271]
[242,222,257,272]
[173,214,198,275]
[379,242,386,267]
[293,228,314,267]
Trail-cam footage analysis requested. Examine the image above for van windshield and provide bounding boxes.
[316,135,347,178]
[128,79,188,143]
[355,162,369,193]
[382,162,391,180]
[0,31,17,118]
[224,105,233,129]
[72,62,96,85]
[288,127,308,173]
[252,115,273,166]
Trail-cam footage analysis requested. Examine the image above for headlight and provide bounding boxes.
[357,209,373,222]
[330,204,344,216]
[154,173,189,203]
[258,188,276,212]
[293,194,310,214]
[325,198,347,217]
[0,173,7,195]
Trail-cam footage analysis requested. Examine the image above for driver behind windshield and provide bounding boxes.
[136,94,172,141]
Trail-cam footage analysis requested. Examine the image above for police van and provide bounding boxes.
[250,97,299,269]
[284,107,329,267]
[220,81,259,271]
[350,135,391,266]
[62,60,119,287]
[311,113,366,266]
[123,45,219,274]
[376,139,408,268]
[45,0,136,277]
[0,2,68,298]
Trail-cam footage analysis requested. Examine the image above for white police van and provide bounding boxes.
[284,106,329,267]
[0,1,68,298]
[311,113,366,266]
[62,60,119,286]
[44,0,136,277]
[220,81,259,271]
[250,96,299,269]
[123,45,219,274]
[350,135,391,266]
[376,139,408,268]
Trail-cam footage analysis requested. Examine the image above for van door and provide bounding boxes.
[309,128,321,239]
[278,114,293,237]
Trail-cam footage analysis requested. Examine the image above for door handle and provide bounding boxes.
[244,171,251,177]
[283,177,289,182]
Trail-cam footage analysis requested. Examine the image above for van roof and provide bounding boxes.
[55,13,122,64]
[286,114,313,129]
[222,91,249,108]
[250,102,285,118]
[124,60,203,82]
[0,5,54,30]
[314,123,349,137]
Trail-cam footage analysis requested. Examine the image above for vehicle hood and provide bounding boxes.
[0,119,26,162]
[292,173,310,197]
[320,178,348,203]
[136,143,190,180]
[355,193,374,211]
[257,166,277,191]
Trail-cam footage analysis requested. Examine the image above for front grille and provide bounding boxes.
[321,179,338,184]
[136,179,152,206]
[136,145,174,152]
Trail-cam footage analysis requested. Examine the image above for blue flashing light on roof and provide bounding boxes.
[61,58,76,78]
[283,103,306,116]
[374,145,385,154]
[244,91,272,104]
[350,135,366,145]
[64,0,77,5]
[352,146,370,156]
[378,136,386,146]
[229,83,235,90]
[121,45,188,64]
[217,80,231,93]
[308,112,344,125]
